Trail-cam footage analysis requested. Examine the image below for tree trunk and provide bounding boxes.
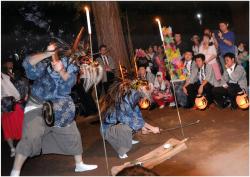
[92,1,130,71]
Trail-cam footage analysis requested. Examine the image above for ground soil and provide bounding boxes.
[1,105,249,176]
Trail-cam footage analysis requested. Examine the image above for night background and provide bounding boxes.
[1,1,249,59]
[1,1,249,176]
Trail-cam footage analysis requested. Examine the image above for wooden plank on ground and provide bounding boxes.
[111,138,188,175]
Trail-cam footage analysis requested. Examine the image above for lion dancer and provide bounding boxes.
[100,80,160,159]
[10,43,97,176]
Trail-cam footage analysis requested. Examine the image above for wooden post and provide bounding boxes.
[125,9,134,68]
[92,2,130,71]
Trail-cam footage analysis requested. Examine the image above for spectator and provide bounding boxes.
[153,44,158,53]
[199,34,222,81]
[138,65,155,85]
[212,53,248,109]
[182,50,195,78]
[204,28,216,46]
[174,32,188,56]
[152,72,175,109]
[237,42,249,67]
[191,35,200,55]
[96,44,116,96]
[173,49,194,108]
[183,54,216,108]
[1,58,28,157]
[237,42,249,84]
[145,46,155,73]
[146,46,155,60]
[155,46,167,79]
[214,21,236,72]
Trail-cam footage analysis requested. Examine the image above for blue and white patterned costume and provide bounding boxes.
[23,56,78,127]
[101,89,145,135]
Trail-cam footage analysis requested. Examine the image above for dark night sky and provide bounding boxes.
[1,1,249,58]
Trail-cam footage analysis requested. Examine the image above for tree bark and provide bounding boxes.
[92,1,130,71]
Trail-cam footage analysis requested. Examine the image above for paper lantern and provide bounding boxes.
[139,99,150,110]
[236,91,249,109]
[195,95,208,110]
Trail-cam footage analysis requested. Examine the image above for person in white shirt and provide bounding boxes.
[212,53,248,109]
[199,34,222,81]
[96,45,116,96]
[183,54,216,108]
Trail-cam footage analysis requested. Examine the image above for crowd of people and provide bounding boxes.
[135,20,249,110]
[1,20,249,176]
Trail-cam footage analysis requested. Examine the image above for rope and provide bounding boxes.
[89,34,110,176]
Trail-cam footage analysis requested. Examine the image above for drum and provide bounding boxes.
[42,101,55,127]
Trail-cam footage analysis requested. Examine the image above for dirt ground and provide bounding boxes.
[1,105,249,176]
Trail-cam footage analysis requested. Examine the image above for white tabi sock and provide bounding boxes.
[119,153,128,159]
[75,162,98,172]
[10,170,20,176]
[132,139,139,145]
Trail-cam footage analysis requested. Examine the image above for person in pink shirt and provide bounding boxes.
[199,34,222,81]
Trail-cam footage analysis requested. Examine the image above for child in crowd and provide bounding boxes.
[152,72,175,109]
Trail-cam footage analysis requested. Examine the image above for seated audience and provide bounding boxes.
[138,65,155,86]
[171,49,195,108]
[212,53,248,109]
[183,54,216,108]
[152,72,175,109]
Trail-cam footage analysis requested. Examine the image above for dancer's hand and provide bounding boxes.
[47,43,57,55]
[52,60,64,72]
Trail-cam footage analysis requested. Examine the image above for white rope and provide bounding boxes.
[89,34,110,175]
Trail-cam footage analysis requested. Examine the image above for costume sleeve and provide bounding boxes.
[130,90,143,108]
[130,106,145,131]
[58,63,79,94]
[22,56,48,80]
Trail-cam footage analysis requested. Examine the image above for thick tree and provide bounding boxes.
[92,1,130,72]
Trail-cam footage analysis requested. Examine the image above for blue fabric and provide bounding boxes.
[101,90,145,135]
[23,56,79,127]
[216,31,235,56]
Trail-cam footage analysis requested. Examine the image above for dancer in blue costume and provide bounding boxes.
[10,43,97,176]
[100,80,160,159]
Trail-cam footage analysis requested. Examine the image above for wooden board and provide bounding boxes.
[111,138,188,175]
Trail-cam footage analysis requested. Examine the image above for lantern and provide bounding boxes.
[236,91,249,109]
[139,98,150,110]
[195,95,208,110]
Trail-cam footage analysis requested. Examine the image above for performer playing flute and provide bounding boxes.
[10,42,97,176]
